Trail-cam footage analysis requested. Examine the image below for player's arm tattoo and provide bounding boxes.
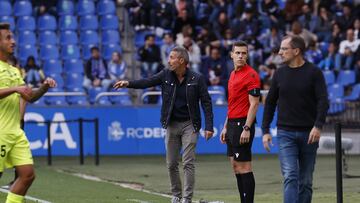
[29,84,49,103]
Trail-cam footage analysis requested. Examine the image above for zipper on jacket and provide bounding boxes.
[186,79,195,132]
[166,82,176,126]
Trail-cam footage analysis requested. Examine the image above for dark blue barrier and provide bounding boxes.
[25,105,278,156]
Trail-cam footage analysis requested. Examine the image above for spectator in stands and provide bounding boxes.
[339,28,360,69]
[298,3,318,33]
[330,22,344,45]
[283,0,304,27]
[354,18,360,40]
[114,46,214,203]
[108,51,127,83]
[201,47,228,89]
[151,0,175,33]
[32,0,57,17]
[182,36,201,73]
[209,0,232,23]
[318,42,341,71]
[195,25,218,56]
[314,6,333,42]
[287,20,317,47]
[258,26,282,58]
[213,11,230,40]
[335,2,356,31]
[161,33,176,68]
[259,0,281,29]
[23,56,44,88]
[305,40,323,64]
[231,8,259,42]
[262,35,329,203]
[195,0,212,25]
[138,34,161,77]
[173,3,195,35]
[264,47,282,68]
[84,47,111,90]
[259,63,277,81]
[125,0,152,31]
[176,24,194,46]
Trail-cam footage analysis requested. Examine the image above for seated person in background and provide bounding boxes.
[84,47,111,90]
[138,34,161,77]
[201,47,228,88]
[108,51,127,83]
[23,56,44,88]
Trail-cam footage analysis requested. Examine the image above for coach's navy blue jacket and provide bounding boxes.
[128,68,214,132]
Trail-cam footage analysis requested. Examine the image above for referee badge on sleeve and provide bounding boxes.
[249,88,260,97]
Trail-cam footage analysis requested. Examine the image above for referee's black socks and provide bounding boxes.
[236,172,255,203]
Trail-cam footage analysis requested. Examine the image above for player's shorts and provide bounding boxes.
[226,118,255,162]
[0,131,34,172]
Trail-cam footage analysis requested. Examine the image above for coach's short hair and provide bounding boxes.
[232,41,248,52]
[0,23,10,30]
[171,46,189,65]
[283,35,306,55]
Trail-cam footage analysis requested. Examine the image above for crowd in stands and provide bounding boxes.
[125,0,360,105]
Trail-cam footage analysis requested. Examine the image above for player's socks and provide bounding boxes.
[6,192,24,203]
[235,173,245,203]
[241,172,255,203]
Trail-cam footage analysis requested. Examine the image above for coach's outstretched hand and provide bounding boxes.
[113,80,129,89]
[43,77,57,88]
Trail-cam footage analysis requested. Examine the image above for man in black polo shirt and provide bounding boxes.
[220,41,261,203]
[262,35,329,203]
[114,46,214,203]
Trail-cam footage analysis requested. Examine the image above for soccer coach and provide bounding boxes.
[114,46,214,203]
[262,35,329,203]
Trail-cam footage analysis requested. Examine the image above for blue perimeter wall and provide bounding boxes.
[24,105,278,156]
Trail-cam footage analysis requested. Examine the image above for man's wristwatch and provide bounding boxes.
[243,125,250,131]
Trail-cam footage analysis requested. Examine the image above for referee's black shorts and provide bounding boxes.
[226,118,255,162]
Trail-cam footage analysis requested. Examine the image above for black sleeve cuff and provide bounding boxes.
[249,88,261,97]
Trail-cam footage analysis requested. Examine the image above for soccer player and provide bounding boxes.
[0,23,57,203]
[262,35,329,203]
[220,41,260,203]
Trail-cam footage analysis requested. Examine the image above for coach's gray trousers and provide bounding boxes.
[165,120,198,201]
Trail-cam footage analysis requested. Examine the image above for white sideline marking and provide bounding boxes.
[126,199,152,203]
[0,188,52,203]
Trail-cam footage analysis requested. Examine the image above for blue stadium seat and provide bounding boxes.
[134,30,151,47]
[100,14,119,30]
[59,15,78,31]
[61,45,80,60]
[66,87,88,105]
[97,0,116,15]
[37,15,57,31]
[102,43,122,60]
[328,98,346,115]
[79,15,98,30]
[109,89,132,105]
[43,59,63,76]
[44,87,67,106]
[336,70,356,87]
[208,85,226,105]
[0,1,12,16]
[57,0,74,16]
[88,87,111,105]
[80,30,99,45]
[64,59,84,74]
[18,31,36,45]
[16,16,36,31]
[101,30,120,45]
[344,84,360,101]
[64,73,84,89]
[59,31,78,45]
[323,70,335,86]
[13,0,32,16]
[82,44,97,60]
[18,45,38,63]
[0,16,15,31]
[40,45,59,60]
[77,0,95,16]
[328,84,344,100]
[38,31,57,46]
